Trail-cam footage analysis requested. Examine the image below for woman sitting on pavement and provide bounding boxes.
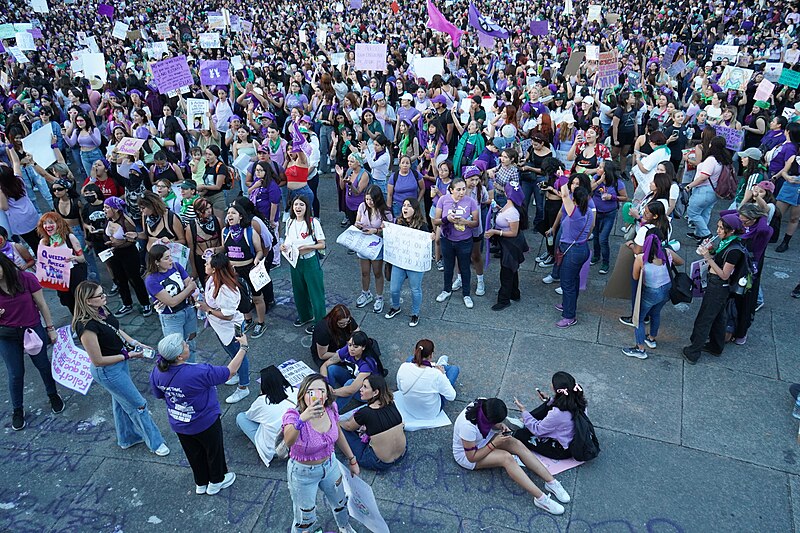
[320,331,383,410]
[236,365,298,467]
[512,371,587,459]
[396,339,458,420]
[452,398,571,515]
[339,374,407,471]
[310,304,359,368]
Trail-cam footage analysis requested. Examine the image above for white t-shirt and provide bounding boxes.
[633,147,671,194]
[243,387,297,467]
[452,404,497,470]
[284,217,325,259]
[697,156,723,188]
[204,280,244,346]
[396,362,456,421]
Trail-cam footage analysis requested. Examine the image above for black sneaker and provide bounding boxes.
[792,284,800,299]
[252,323,266,338]
[408,315,419,327]
[384,307,402,319]
[619,315,634,327]
[304,324,315,335]
[681,347,699,365]
[11,409,24,431]
[141,305,153,317]
[113,305,133,318]
[590,256,600,265]
[49,393,65,414]
[293,317,313,328]
[242,318,254,333]
[599,263,609,275]
[109,283,119,295]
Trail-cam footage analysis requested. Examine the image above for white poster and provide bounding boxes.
[383,222,432,272]
[249,261,272,292]
[764,62,783,83]
[22,123,57,168]
[30,0,49,13]
[336,460,390,533]
[413,56,444,83]
[155,22,171,38]
[711,44,739,62]
[277,359,315,387]
[112,21,129,40]
[336,225,382,260]
[587,4,602,21]
[586,45,599,61]
[199,32,221,49]
[207,15,225,29]
[167,242,190,269]
[15,31,35,51]
[51,326,93,395]
[82,52,107,89]
[187,98,210,130]
[85,35,100,53]
[7,46,29,64]
[331,52,346,67]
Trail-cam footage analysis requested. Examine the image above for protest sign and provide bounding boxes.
[127,29,141,41]
[199,59,231,85]
[249,261,271,292]
[155,22,171,38]
[112,21,129,40]
[51,326,93,395]
[595,51,618,89]
[299,29,307,43]
[383,222,432,272]
[336,226,383,260]
[36,245,72,291]
[711,45,739,62]
[331,52,346,67]
[563,50,585,77]
[0,24,15,39]
[277,359,315,387]
[231,55,244,71]
[12,23,32,32]
[764,63,783,83]
[151,55,194,94]
[529,20,548,36]
[167,242,190,270]
[29,28,43,39]
[229,16,241,33]
[199,32,221,49]
[280,245,299,268]
[240,20,253,33]
[715,126,744,151]
[662,42,682,69]
[335,1,344,12]
[317,23,328,47]
[22,126,57,168]
[97,3,113,17]
[783,107,795,120]
[779,69,800,89]
[605,13,620,25]
[207,15,225,29]
[81,52,106,88]
[587,5,602,21]
[585,45,599,61]
[719,66,753,91]
[754,79,775,101]
[336,460,390,533]
[115,137,146,156]
[667,59,685,78]
[85,35,100,53]
[15,31,35,51]
[354,43,387,71]
[31,0,49,13]
[187,98,210,130]
[414,56,444,82]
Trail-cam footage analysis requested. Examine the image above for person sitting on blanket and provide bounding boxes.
[396,339,459,420]
[512,371,587,460]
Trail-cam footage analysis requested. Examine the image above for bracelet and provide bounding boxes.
[348,456,358,464]
[499,230,503,237]
[487,442,495,450]
[239,344,249,352]
[45,325,55,331]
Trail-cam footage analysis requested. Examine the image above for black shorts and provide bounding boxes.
[617,131,635,147]
[234,264,262,297]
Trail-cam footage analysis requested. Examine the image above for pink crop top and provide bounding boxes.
[282,403,340,462]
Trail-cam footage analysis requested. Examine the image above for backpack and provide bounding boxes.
[710,164,737,200]
[390,168,421,188]
[236,275,254,314]
[568,410,600,461]
[366,337,389,377]
[215,161,236,190]
[222,225,256,257]
[724,241,756,296]
[672,185,690,219]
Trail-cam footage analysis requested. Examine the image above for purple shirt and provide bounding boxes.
[250,180,282,223]
[336,346,379,374]
[345,168,369,211]
[0,271,42,328]
[390,170,421,205]
[282,404,341,462]
[150,363,230,435]
[560,204,594,243]
[144,264,190,314]
[769,141,798,176]
[438,194,480,242]
[522,404,575,449]
[592,178,624,213]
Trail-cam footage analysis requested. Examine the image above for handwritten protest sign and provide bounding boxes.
[187,98,210,130]
[167,242,190,270]
[667,59,685,78]
[414,56,444,82]
[127,29,142,42]
[336,226,382,260]
[662,42,682,69]
[22,126,57,168]
[529,20,548,36]
[151,55,194,94]
[331,52,346,67]
[249,261,271,292]
[82,52,106,88]
[15,31,35,50]
[719,66,753,91]
[354,43,387,71]
[595,51,618,89]
[0,24,15,39]
[199,59,231,85]
[711,45,738,62]
[51,326,93,395]
[764,63,783,83]
[85,35,100,53]
[715,125,744,151]
[779,69,800,89]
[240,20,253,33]
[199,32,221,49]
[115,137,146,156]
[36,245,72,291]
[587,5,602,21]
[383,222,431,272]
[336,460,390,533]
[31,0,49,13]
[207,15,225,29]
[29,28,43,39]
[754,79,775,101]
[112,21,129,40]
[277,359,314,387]
[229,16,242,33]
[155,22,171,38]
[8,46,30,64]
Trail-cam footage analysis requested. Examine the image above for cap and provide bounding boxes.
[736,147,762,160]
[756,181,775,193]
[373,91,385,100]
[157,333,185,361]
[134,126,150,140]
[179,180,198,190]
[256,143,269,153]
[400,92,414,101]
[260,111,275,120]
[300,115,313,124]
[431,94,447,105]
[721,213,743,232]
[462,165,481,178]
[582,96,595,105]
[562,113,576,124]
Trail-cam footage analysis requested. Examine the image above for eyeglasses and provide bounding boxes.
[89,292,106,300]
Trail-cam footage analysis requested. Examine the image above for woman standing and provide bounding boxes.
[354,185,393,314]
[65,112,103,178]
[285,140,314,206]
[485,183,529,310]
[774,150,800,253]
[283,195,327,334]
[145,244,198,362]
[151,333,243,494]
[340,154,370,226]
[139,191,186,251]
[385,198,430,327]
[52,176,99,280]
[185,198,222,283]
[387,156,425,218]
[0,154,40,253]
[396,339,458,419]
[197,146,229,220]
[0,253,63,431]
[686,136,731,242]
[682,215,748,364]
[591,161,628,274]
[281,374,358,533]
[72,281,169,455]
[554,184,594,328]
[36,212,88,313]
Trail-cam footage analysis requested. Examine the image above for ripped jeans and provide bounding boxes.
[287,455,351,533]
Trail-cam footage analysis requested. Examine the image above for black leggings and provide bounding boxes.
[108,245,149,307]
[177,417,228,486]
[58,262,88,313]
[513,427,572,460]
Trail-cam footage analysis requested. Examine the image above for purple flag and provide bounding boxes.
[426,0,463,48]
[476,31,495,48]
[468,2,509,40]
[29,28,44,39]
[349,0,362,9]
[199,60,231,86]
[97,4,114,17]
[529,20,549,36]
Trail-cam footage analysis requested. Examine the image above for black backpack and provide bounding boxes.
[366,337,389,377]
[236,276,254,314]
[568,410,600,461]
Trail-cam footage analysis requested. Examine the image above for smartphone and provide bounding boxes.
[142,347,155,359]
[536,388,548,401]
[501,429,513,436]
[234,323,243,338]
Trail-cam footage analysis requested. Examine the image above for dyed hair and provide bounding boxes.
[208,253,240,298]
[36,212,72,243]
[296,373,335,413]
[72,280,105,332]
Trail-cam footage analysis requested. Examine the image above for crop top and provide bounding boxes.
[282,403,340,462]
[285,164,309,184]
[67,128,102,148]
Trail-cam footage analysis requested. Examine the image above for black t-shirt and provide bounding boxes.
[354,402,403,436]
[82,202,108,248]
[614,107,637,134]
[714,244,746,283]
[204,162,228,197]
[310,316,358,367]
[74,313,124,357]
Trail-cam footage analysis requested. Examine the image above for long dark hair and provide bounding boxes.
[646,201,670,239]
[145,244,170,276]
[705,136,732,165]
[0,164,25,200]
[365,184,392,222]
[573,186,590,215]
[550,371,587,415]
[465,398,507,426]
[601,159,622,188]
[260,365,292,404]
[253,161,278,187]
[651,173,672,200]
[0,253,24,297]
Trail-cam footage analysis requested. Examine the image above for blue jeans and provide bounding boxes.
[404,355,460,407]
[687,185,717,237]
[288,184,314,207]
[158,306,198,363]
[327,364,362,410]
[391,266,423,315]
[520,175,546,227]
[559,242,589,320]
[343,428,405,471]
[442,237,472,296]
[71,224,99,280]
[635,282,671,345]
[90,361,166,451]
[592,210,617,265]
[21,164,53,211]
[235,411,258,444]
[319,125,334,174]
[220,336,249,386]
[0,323,57,409]
[371,178,387,197]
[79,148,104,181]
[287,455,350,533]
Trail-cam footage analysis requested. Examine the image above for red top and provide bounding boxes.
[83,176,124,199]
[285,165,309,185]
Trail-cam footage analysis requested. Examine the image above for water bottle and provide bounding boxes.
[793,396,800,420]
[195,291,207,321]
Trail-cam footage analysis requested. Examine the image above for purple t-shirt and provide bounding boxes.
[150,363,230,435]
[592,178,624,213]
[250,181,282,223]
[0,271,42,328]
[145,264,190,314]
[336,346,379,375]
[345,168,369,211]
[560,205,594,244]
[770,141,798,177]
[390,170,421,205]
[438,194,480,242]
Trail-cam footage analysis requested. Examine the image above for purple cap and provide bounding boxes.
[504,181,525,207]
[431,94,447,105]
[228,115,242,123]
[462,166,481,178]
[721,213,743,232]
[128,89,142,97]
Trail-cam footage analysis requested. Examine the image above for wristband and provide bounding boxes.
[122,349,130,361]
[349,456,358,464]
[487,442,495,450]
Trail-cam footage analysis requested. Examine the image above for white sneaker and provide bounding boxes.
[436,291,451,302]
[153,443,170,457]
[542,275,555,284]
[225,374,240,386]
[226,387,251,404]
[545,479,571,503]
[436,355,449,366]
[534,493,565,515]
[463,296,474,309]
[356,291,374,308]
[196,485,207,495]
[554,287,563,295]
[373,297,384,314]
[206,472,236,495]
[452,276,462,291]
[476,278,485,296]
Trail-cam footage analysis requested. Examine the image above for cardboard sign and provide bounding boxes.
[354,43,387,71]
[336,225,383,260]
[199,32,221,49]
[112,21,129,40]
[383,222,431,272]
[778,69,800,89]
[199,59,231,85]
[126,29,142,42]
[115,137,146,156]
[719,66,753,91]
[763,63,783,84]
[187,98,210,130]
[414,56,444,82]
[151,55,194,94]
[22,126,57,168]
[711,45,739,62]
[587,5,602,21]
[715,125,744,151]
[36,245,72,291]
[595,51,618,89]
[51,326,93,395]
[754,79,775,101]
[564,50,585,77]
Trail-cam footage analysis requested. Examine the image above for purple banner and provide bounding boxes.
[151,55,194,94]
[97,4,114,17]
[199,60,231,86]
[529,20,549,36]
[662,42,682,69]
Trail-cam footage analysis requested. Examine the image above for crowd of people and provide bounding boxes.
[1,0,800,530]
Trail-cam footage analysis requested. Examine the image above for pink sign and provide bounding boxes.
[151,55,194,94]
[754,79,775,101]
[35,245,72,292]
[354,43,387,71]
[115,137,146,156]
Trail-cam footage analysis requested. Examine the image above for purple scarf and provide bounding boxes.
[475,400,494,438]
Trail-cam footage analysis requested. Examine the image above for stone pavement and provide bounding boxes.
[1,175,799,533]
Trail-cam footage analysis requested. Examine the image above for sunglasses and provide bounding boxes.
[52,187,66,192]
